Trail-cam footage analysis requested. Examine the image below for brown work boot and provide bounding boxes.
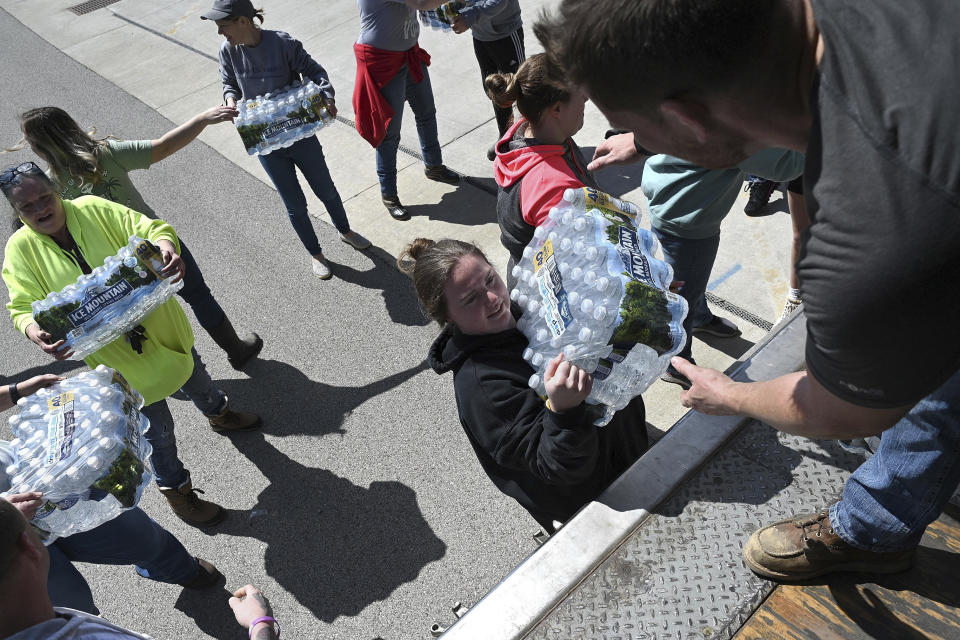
[207,397,262,434]
[160,482,225,527]
[742,510,916,582]
[180,557,223,589]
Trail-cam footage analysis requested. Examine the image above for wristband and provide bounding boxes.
[8,383,21,404]
[249,616,279,639]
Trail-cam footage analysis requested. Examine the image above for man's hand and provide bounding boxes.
[25,323,73,360]
[588,132,647,171]
[452,15,468,33]
[326,98,338,119]
[229,584,273,629]
[544,353,593,413]
[672,357,741,415]
[4,492,44,521]
[156,239,185,283]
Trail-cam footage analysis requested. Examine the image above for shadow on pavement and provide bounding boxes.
[214,358,430,437]
[330,246,429,327]
[578,146,645,198]
[0,359,85,384]
[218,431,447,623]
[694,333,756,360]
[175,586,236,639]
[404,178,498,226]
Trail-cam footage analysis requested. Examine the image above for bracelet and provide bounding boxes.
[249,616,279,639]
[8,383,21,404]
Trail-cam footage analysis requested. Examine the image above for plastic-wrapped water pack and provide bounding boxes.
[30,236,184,360]
[4,365,153,544]
[513,188,689,425]
[419,1,468,31]
[235,80,336,156]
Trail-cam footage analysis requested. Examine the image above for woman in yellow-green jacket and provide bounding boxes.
[1,161,259,527]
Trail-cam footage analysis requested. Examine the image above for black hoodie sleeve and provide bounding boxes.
[454,354,601,486]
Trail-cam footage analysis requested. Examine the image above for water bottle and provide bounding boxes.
[6,367,153,543]
[511,188,688,425]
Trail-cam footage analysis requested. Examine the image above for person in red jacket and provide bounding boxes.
[487,53,595,284]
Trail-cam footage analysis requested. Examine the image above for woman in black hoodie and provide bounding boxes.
[401,237,648,531]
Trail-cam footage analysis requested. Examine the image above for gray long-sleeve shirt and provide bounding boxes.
[218,29,334,102]
[459,0,522,42]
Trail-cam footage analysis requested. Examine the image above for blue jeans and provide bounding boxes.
[140,349,226,489]
[376,61,443,196]
[177,239,226,330]
[48,506,199,614]
[651,228,719,362]
[258,135,351,256]
[831,366,960,552]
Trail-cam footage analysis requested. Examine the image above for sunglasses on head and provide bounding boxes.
[0,162,43,192]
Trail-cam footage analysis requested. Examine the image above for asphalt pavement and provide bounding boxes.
[0,8,536,640]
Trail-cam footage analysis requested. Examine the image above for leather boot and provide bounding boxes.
[206,317,263,370]
[207,396,262,434]
[160,482,225,527]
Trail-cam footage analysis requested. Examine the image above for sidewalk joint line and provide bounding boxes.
[109,10,218,62]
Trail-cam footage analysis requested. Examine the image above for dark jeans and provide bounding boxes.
[473,29,526,136]
[376,61,443,196]
[140,349,227,490]
[651,228,719,362]
[258,135,351,256]
[177,240,225,330]
[48,506,199,614]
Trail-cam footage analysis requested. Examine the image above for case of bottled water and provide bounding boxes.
[4,366,153,544]
[30,236,184,360]
[419,1,468,31]
[513,188,689,425]
[235,79,336,156]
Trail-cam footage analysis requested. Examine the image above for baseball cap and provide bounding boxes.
[200,0,256,21]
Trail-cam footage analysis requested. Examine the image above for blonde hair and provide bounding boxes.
[11,107,110,188]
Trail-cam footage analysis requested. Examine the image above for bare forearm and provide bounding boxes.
[0,382,17,412]
[150,116,206,163]
[725,371,908,439]
[251,625,277,640]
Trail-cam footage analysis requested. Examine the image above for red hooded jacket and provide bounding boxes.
[494,118,599,268]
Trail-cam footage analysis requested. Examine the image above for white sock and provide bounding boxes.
[787,288,802,303]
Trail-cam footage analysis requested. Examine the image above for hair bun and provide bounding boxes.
[397,237,436,274]
[484,72,520,108]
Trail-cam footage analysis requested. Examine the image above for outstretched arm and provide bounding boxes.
[149,105,238,164]
[0,374,62,411]
[671,358,911,439]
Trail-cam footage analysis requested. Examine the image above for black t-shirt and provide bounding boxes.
[800,0,960,408]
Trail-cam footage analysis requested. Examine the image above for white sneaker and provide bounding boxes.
[339,230,371,250]
[312,255,332,280]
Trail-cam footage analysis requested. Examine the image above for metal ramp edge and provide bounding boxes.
[441,311,867,639]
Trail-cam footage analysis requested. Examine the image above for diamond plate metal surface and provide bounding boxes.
[526,420,867,640]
